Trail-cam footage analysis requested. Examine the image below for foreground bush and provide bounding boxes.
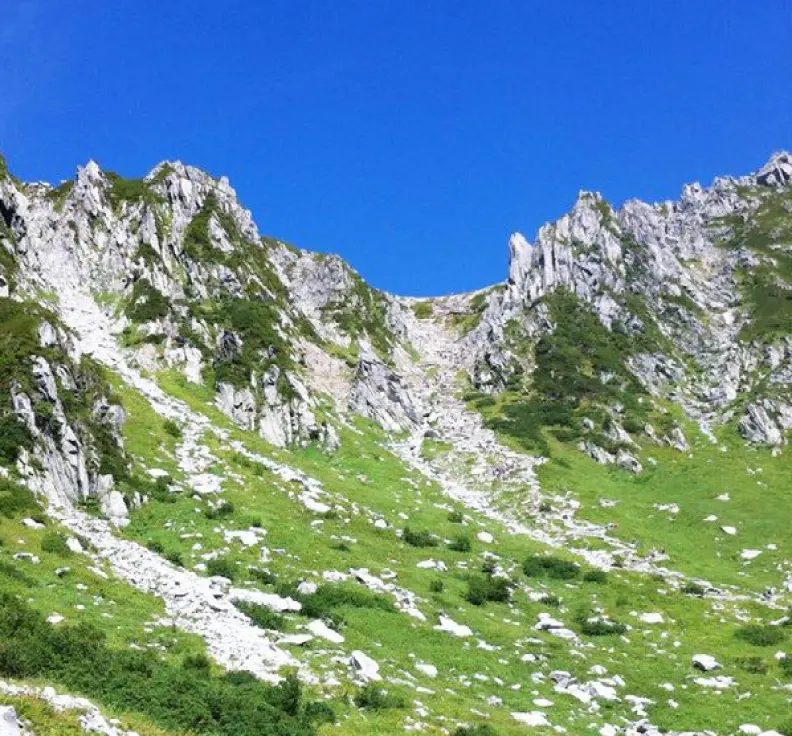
[523,554,580,580]
[454,725,499,736]
[466,575,511,606]
[0,594,324,735]
[402,527,439,548]
[353,683,406,710]
[234,600,286,631]
[735,624,786,647]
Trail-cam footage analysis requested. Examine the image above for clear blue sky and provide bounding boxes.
[2,2,791,295]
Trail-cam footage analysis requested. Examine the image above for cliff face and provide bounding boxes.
[2,150,792,520]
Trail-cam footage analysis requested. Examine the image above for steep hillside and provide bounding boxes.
[0,151,790,736]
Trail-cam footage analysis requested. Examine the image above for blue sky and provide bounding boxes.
[2,2,791,295]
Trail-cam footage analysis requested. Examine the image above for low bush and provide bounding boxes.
[402,527,439,548]
[353,683,406,710]
[183,653,211,675]
[583,569,608,584]
[577,615,627,637]
[735,624,786,647]
[780,657,792,677]
[248,568,278,586]
[429,579,445,593]
[0,560,34,585]
[40,532,71,557]
[0,415,34,465]
[736,656,768,674]
[523,554,580,580]
[234,601,286,631]
[146,539,164,554]
[447,510,465,523]
[163,419,182,439]
[166,550,184,567]
[454,725,499,736]
[205,501,235,520]
[0,594,319,735]
[681,581,706,597]
[466,575,511,606]
[0,478,38,519]
[448,534,472,553]
[539,594,560,606]
[411,301,434,319]
[207,557,237,580]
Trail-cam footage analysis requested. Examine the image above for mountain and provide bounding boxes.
[0,150,790,736]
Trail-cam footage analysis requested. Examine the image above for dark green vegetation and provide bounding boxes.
[353,683,406,710]
[411,301,434,319]
[522,554,580,580]
[0,594,325,736]
[104,172,165,213]
[0,298,129,480]
[735,624,786,647]
[715,186,792,342]
[233,600,286,631]
[322,270,395,360]
[124,278,171,323]
[465,574,511,606]
[450,288,500,336]
[402,526,439,548]
[473,289,671,455]
[278,581,396,629]
[0,478,38,519]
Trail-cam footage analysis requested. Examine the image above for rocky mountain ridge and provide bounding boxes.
[1,150,792,736]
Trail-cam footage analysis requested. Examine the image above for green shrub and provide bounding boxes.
[146,539,164,554]
[447,509,465,523]
[163,419,182,439]
[303,701,335,724]
[412,301,434,319]
[234,601,286,631]
[299,583,395,620]
[0,560,34,585]
[166,550,184,567]
[429,579,445,593]
[205,501,235,519]
[207,557,236,580]
[448,534,472,552]
[539,594,560,606]
[0,594,318,735]
[466,575,511,606]
[736,656,768,674]
[454,725,499,736]
[40,531,71,557]
[682,581,706,596]
[780,657,792,677]
[402,527,438,548]
[124,278,170,323]
[182,653,211,675]
[577,614,627,637]
[353,683,406,710]
[523,554,580,580]
[248,568,278,586]
[0,478,38,518]
[779,718,792,736]
[583,569,608,584]
[0,415,34,465]
[735,625,786,647]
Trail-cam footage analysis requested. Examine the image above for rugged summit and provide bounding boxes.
[0,151,791,736]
